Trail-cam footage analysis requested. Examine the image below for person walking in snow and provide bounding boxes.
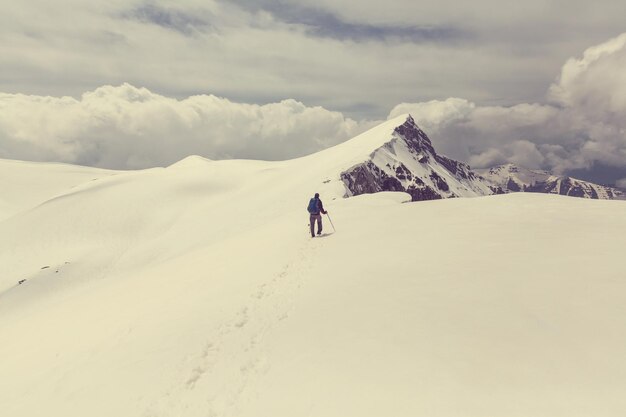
[307,193,328,237]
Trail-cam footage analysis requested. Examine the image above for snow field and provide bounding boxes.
[1,119,626,416]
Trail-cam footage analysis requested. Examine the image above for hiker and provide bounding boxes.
[307,193,328,237]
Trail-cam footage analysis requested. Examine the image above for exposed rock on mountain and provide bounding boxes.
[478,164,623,200]
[338,115,622,201]
[340,116,494,201]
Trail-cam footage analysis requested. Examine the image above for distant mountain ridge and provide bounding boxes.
[339,115,623,201]
[477,163,623,200]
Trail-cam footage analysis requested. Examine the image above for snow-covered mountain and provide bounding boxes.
[336,115,621,201]
[2,115,626,417]
[339,115,494,201]
[478,163,624,200]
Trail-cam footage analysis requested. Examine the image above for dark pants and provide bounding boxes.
[310,214,322,237]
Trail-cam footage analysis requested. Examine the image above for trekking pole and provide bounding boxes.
[325,212,336,232]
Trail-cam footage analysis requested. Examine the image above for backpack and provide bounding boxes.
[307,198,319,214]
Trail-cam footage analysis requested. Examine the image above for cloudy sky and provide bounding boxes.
[1,0,626,184]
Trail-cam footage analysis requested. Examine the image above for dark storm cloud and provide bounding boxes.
[124,3,212,35]
[568,164,626,187]
[228,0,465,43]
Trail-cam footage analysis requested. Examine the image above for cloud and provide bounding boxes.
[388,99,567,169]
[123,3,213,36]
[387,32,626,180]
[388,98,474,131]
[2,31,626,182]
[468,141,545,170]
[0,84,369,169]
[549,32,626,111]
[3,0,624,121]
[1,3,626,185]
[508,140,547,168]
[467,148,507,169]
[616,178,626,188]
[226,0,465,43]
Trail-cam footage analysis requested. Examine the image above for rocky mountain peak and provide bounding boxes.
[335,116,622,202]
[393,115,436,157]
[339,115,494,201]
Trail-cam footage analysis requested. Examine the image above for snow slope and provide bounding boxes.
[2,116,626,417]
[0,158,117,221]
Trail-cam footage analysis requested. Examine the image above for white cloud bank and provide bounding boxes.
[389,32,626,176]
[1,33,625,177]
[0,84,368,169]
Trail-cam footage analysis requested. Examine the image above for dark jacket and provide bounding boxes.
[311,198,327,215]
